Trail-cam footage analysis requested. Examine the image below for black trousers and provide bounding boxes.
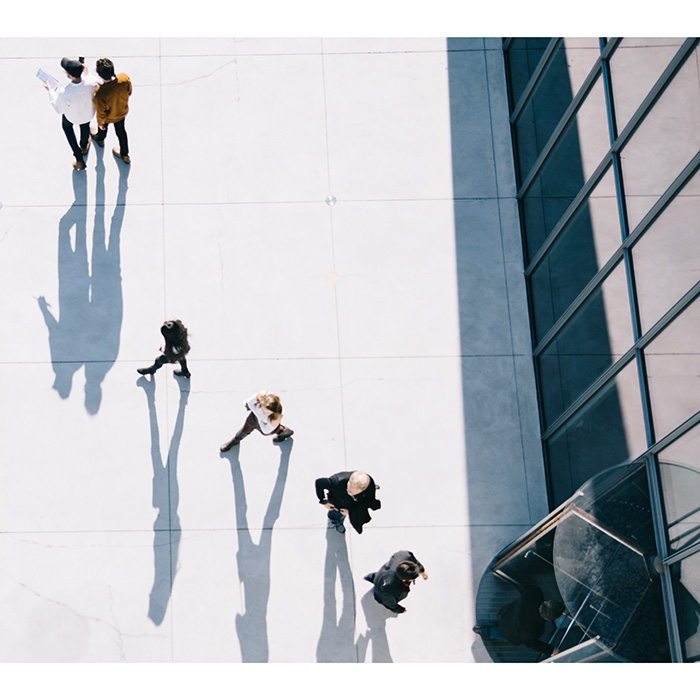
[151,354,189,375]
[97,118,129,157]
[61,115,91,164]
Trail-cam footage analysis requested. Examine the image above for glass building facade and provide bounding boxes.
[501,38,700,662]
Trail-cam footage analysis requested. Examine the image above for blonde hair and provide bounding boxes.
[348,471,370,493]
[257,391,283,423]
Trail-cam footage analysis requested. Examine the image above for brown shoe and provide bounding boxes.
[220,437,240,452]
[92,132,105,147]
[81,136,91,155]
[112,148,131,164]
[72,160,86,170]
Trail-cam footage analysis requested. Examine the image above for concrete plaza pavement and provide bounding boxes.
[0,37,547,662]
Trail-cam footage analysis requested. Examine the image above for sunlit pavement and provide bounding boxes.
[0,38,546,662]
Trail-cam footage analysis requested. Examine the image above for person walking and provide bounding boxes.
[44,57,100,170]
[92,57,132,164]
[315,470,381,534]
[220,391,294,451]
[364,550,428,614]
[137,320,191,378]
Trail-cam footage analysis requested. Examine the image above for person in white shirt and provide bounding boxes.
[220,390,294,451]
[44,57,100,170]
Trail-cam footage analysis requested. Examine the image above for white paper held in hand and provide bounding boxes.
[36,68,59,89]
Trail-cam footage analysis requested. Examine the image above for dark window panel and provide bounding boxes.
[521,77,610,262]
[505,38,552,109]
[515,39,600,181]
[545,360,646,506]
[529,167,620,342]
[537,262,634,428]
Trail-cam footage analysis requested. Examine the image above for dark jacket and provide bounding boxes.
[371,550,424,613]
[315,471,381,534]
[497,585,553,655]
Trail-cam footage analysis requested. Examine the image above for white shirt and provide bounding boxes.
[47,74,100,125]
[245,391,282,435]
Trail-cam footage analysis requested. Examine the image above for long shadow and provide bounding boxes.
[137,375,188,626]
[38,148,127,414]
[355,589,396,663]
[316,526,356,662]
[220,441,292,662]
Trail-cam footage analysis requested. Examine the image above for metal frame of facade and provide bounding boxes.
[503,36,700,662]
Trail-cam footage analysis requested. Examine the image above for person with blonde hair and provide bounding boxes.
[137,320,191,378]
[315,470,381,534]
[220,390,294,451]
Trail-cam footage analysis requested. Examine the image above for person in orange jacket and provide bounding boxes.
[92,57,132,164]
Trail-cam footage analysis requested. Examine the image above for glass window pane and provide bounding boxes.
[545,360,647,506]
[610,38,685,134]
[505,38,552,108]
[515,39,600,180]
[645,294,700,440]
[631,168,700,333]
[529,167,620,342]
[620,45,700,232]
[537,262,634,428]
[656,423,700,553]
[671,554,700,662]
[522,77,611,262]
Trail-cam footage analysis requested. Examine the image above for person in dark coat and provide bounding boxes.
[473,584,565,656]
[315,471,380,534]
[364,550,428,614]
[137,320,191,378]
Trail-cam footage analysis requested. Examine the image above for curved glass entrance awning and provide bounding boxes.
[478,461,680,662]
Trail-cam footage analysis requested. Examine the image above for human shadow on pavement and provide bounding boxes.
[316,526,356,662]
[137,374,188,626]
[355,589,397,663]
[220,441,292,662]
[38,148,128,414]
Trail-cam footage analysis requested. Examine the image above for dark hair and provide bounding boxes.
[161,320,190,361]
[396,561,421,581]
[539,600,566,621]
[96,57,115,80]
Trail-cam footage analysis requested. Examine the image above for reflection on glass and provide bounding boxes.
[610,38,685,134]
[631,171,700,333]
[655,423,700,554]
[620,46,700,232]
[545,360,646,506]
[553,511,652,650]
[537,262,634,428]
[515,40,600,180]
[529,167,620,342]
[522,77,610,262]
[645,294,700,440]
[671,554,700,661]
[505,38,552,109]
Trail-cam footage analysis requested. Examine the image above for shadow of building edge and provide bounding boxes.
[446,38,632,658]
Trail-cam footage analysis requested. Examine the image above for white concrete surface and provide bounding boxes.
[0,37,546,663]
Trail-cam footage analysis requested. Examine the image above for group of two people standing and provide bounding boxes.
[44,55,132,169]
[138,320,429,614]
